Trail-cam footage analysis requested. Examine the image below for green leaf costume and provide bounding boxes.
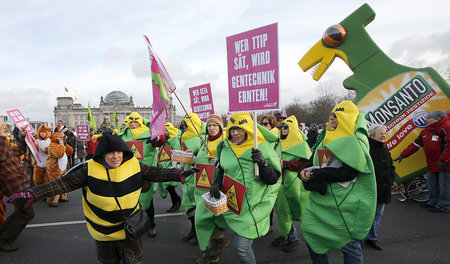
[180,113,205,212]
[275,116,312,238]
[195,113,281,252]
[157,123,181,198]
[118,112,158,211]
[300,101,376,254]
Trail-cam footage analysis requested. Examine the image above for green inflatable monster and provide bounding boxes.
[299,3,450,183]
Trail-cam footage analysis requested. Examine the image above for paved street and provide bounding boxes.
[1,186,449,263]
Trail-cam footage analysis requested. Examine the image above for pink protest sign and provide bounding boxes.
[6,109,41,162]
[77,125,90,141]
[6,109,34,132]
[227,23,279,112]
[189,83,215,121]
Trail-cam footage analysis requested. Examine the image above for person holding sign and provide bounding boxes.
[157,122,182,213]
[298,101,376,264]
[7,130,198,263]
[178,113,206,245]
[272,116,311,252]
[193,114,227,263]
[206,113,281,264]
[119,112,164,237]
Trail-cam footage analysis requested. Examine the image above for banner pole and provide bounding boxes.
[172,91,212,156]
[253,111,259,176]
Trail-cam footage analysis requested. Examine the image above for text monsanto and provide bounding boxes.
[365,76,431,126]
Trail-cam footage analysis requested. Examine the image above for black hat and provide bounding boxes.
[93,130,134,163]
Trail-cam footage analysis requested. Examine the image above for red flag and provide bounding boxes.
[143,35,176,140]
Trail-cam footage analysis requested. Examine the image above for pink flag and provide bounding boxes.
[282,109,287,117]
[144,35,176,140]
[270,111,274,116]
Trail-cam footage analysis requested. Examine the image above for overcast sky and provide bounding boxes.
[0,0,448,123]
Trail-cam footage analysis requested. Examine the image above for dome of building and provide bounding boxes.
[104,91,130,104]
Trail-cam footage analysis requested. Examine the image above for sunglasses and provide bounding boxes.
[330,112,337,118]
[261,122,270,126]
[281,124,289,129]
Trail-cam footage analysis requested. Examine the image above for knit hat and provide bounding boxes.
[427,111,445,121]
[206,114,224,131]
[93,130,134,163]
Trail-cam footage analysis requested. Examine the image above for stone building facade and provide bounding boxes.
[53,90,176,128]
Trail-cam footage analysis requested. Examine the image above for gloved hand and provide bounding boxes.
[177,168,200,183]
[251,148,267,167]
[209,183,222,199]
[146,136,159,145]
[7,191,36,209]
[393,156,403,163]
[438,161,446,170]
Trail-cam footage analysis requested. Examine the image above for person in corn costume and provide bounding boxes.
[179,113,206,243]
[272,115,311,252]
[118,112,163,237]
[299,100,376,263]
[193,115,228,263]
[157,122,182,213]
[201,113,281,264]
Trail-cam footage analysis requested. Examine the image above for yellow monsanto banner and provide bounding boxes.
[358,72,448,181]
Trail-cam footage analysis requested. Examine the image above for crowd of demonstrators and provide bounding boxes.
[7,130,198,263]
[299,101,376,263]
[179,113,206,245]
[2,103,449,264]
[119,112,165,237]
[272,116,311,253]
[193,114,227,264]
[156,122,182,213]
[201,113,281,264]
[365,124,395,250]
[394,111,450,213]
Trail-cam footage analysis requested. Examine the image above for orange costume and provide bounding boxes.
[33,124,52,186]
[45,132,73,206]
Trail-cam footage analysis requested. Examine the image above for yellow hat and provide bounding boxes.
[280,115,304,150]
[225,113,265,158]
[323,100,359,146]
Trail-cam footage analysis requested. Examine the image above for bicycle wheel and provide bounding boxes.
[406,179,429,202]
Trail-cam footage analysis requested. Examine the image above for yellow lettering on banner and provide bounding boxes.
[159,149,170,161]
[197,168,211,188]
[130,144,143,159]
[226,184,239,212]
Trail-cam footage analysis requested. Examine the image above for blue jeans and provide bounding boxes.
[307,241,363,264]
[366,203,384,241]
[232,233,255,264]
[429,171,450,212]
[287,224,299,242]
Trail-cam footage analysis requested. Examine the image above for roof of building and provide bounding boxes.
[104,90,130,104]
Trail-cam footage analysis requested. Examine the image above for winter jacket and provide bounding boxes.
[400,115,450,172]
[369,138,395,204]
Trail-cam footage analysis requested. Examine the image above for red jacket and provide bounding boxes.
[86,137,99,155]
[400,115,450,172]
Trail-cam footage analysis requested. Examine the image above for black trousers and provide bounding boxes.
[0,199,34,244]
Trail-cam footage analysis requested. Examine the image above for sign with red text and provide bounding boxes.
[189,83,215,121]
[6,109,41,162]
[76,125,90,141]
[227,23,279,112]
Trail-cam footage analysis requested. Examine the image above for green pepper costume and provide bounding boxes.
[118,112,158,211]
[157,122,181,198]
[195,113,281,252]
[275,115,311,238]
[301,101,376,254]
[180,113,205,212]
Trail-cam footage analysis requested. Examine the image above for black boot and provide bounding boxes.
[365,239,382,250]
[166,186,181,213]
[182,215,196,242]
